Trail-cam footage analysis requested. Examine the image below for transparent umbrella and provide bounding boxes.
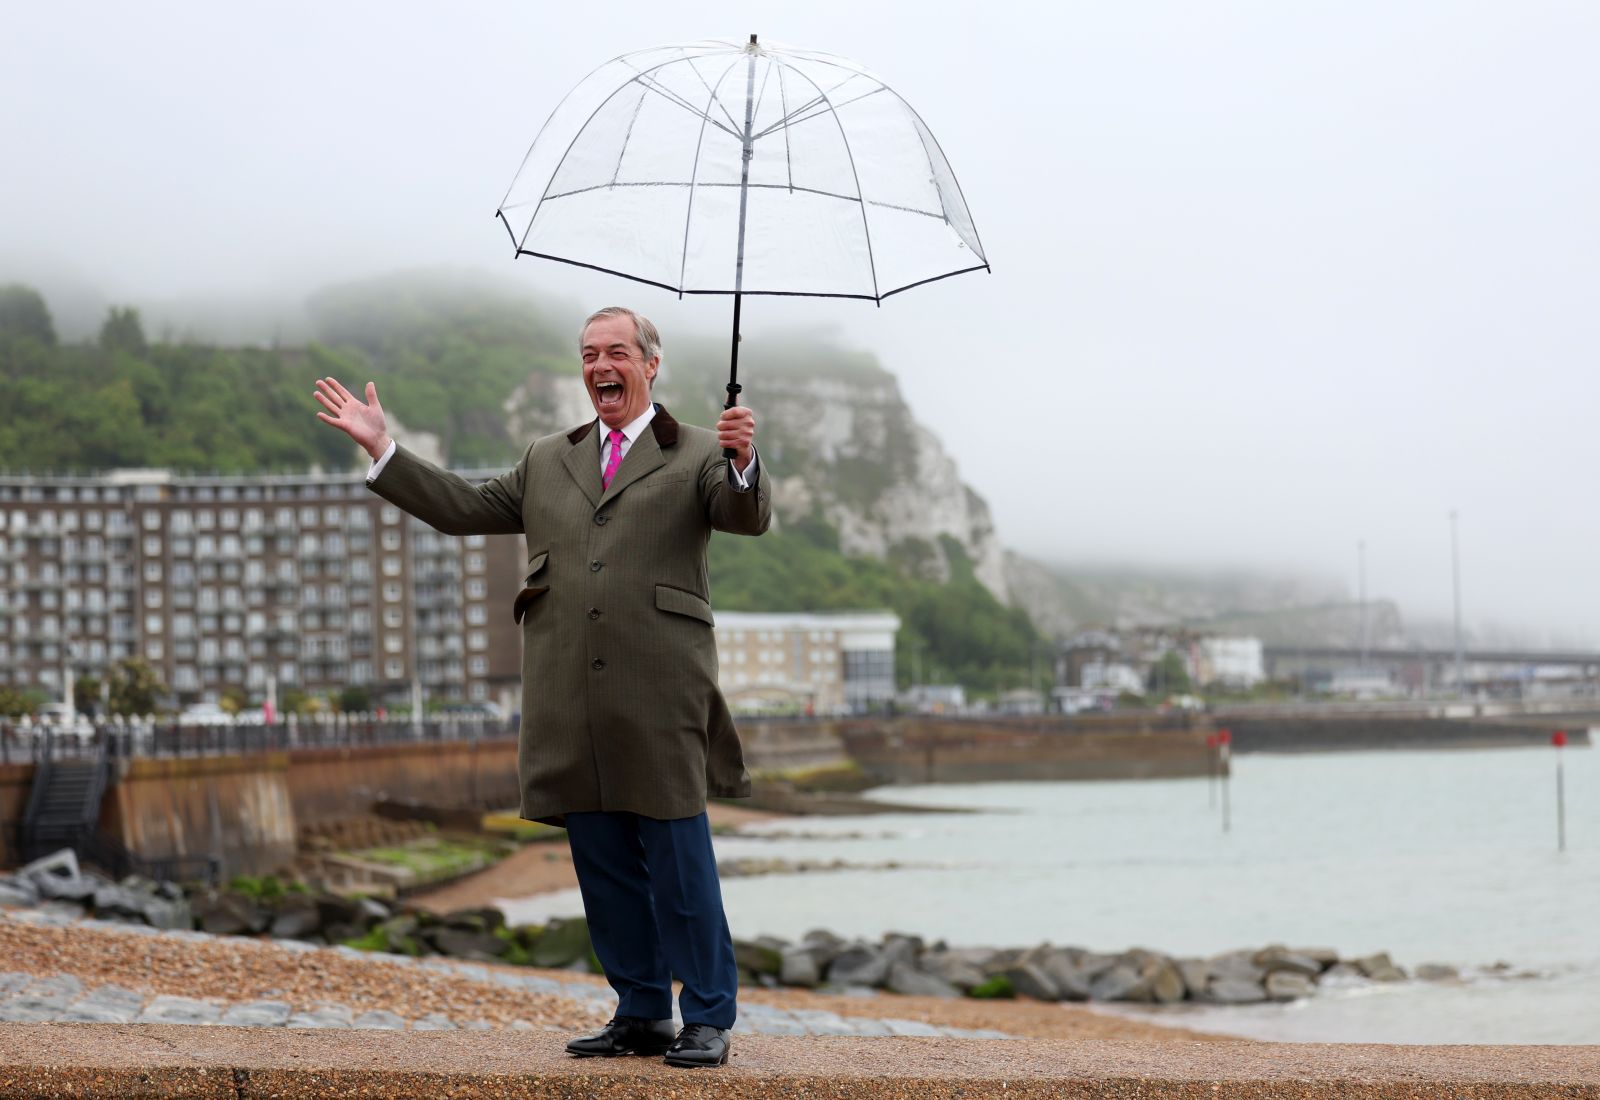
[496,35,989,435]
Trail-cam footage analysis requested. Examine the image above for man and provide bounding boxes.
[313,306,769,1068]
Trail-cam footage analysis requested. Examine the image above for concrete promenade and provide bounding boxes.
[1,1024,1597,1098]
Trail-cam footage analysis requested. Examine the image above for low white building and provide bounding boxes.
[714,610,900,715]
[1197,636,1265,688]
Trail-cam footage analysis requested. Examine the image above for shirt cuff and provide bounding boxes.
[365,440,397,482]
[729,447,759,492]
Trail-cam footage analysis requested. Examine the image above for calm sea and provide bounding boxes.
[498,745,1599,1044]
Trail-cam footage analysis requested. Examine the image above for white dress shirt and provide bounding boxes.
[366,403,758,488]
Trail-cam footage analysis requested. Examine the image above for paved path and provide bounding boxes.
[1,1024,1596,1099]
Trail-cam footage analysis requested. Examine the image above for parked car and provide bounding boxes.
[177,702,234,726]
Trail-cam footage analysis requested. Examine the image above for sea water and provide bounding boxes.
[498,745,1599,1044]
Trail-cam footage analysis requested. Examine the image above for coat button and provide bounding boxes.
[588,608,601,620]
[594,514,609,526]
[590,560,603,572]
[591,657,605,670]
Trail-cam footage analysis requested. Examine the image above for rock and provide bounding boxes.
[193,892,270,936]
[1176,958,1210,999]
[1353,952,1407,982]
[443,906,506,933]
[885,961,960,998]
[1265,971,1314,1001]
[352,1010,407,1030]
[1292,946,1340,970]
[1321,962,1365,982]
[826,945,890,988]
[733,939,783,976]
[1003,963,1061,1002]
[1147,960,1186,1005]
[1205,978,1269,1004]
[1072,952,1122,981]
[1088,965,1149,1003]
[1416,963,1460,982]
[778,946,820,987]
[35,868,99,902]
[269,895,322,939]
[529,917,592,968]
[16,849,81,890]
[1209,950,1266,985]
[880,935,921,968]
[917,951,989,993]
[139,896,192,931]
[0,877,41,907]
[430,928,508,959]
[356,897,393,926]
[800,929,848,969]
[138,995,223,1025]
[1256,948,1324,978]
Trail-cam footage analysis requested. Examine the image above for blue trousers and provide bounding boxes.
[564,810,738,1029]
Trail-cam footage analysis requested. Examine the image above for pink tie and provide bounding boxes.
[602,429,626,489]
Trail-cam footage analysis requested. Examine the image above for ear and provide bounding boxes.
[645,355,660,385]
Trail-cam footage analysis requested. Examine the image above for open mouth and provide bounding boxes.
[595,381,625,411]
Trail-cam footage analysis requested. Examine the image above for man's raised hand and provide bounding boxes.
[314,377,393,461]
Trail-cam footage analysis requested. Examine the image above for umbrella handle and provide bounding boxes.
[723,292,742,459]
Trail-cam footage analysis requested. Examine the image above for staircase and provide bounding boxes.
[18,734,112,865]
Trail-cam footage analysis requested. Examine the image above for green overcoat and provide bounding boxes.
[367,405,771,826]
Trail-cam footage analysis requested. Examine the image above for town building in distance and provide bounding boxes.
[0,469,523,713]
[712,610,901,715]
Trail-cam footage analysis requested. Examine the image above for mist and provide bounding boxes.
[3,1,1597,643]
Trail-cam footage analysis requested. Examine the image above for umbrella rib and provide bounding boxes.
[682,54,744,136]
[748,72,868,141]
[773,58,881,301]
[510,53,703,254]
[752,85,889,142]
[539,179,944,221]
[608,84,649,187]
[677,56,747,294]
[618,56,743,140]
[776,60,793,192]
[750,55,775,128]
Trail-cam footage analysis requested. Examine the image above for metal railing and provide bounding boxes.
[0,712,516,766]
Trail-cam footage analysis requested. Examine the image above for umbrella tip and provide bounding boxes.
[749,33,758,45]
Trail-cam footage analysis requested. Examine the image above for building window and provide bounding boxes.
[146,641,163,661]
[382,506,401,526]
[385,659,403,679]
[466,553,485,573]
[143,561,162,582]
[144,589,163,609]
[382,556,401,577]
[142,511,161,531]
[468,631,487,651]
[467,605,487,625]
[385,635,403,653]
[300,506,318,528]
[381,530,402,551]
[383,583,401,603]
[467,579,486,599]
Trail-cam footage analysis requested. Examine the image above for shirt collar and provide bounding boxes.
[604,402,657,447]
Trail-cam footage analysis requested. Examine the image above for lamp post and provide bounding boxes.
[1451,510,1465,699]
[1553,729,1568,853]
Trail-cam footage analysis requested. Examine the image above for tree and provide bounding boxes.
[337,685,371,713]
[73,675,102,715]
[1147,650,1192,697]
[0,687,37,718]
[107,658,166,716]
[0,285,57,346]
[219,687,248,715]
[99,307,147,356]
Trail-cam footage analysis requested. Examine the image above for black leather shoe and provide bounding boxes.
[663,1022,731,1068]
[565,1015,676,1057]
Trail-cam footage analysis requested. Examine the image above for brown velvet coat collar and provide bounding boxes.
[566,403,679,448]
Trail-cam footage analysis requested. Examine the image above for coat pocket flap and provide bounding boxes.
[513,585,549,624]
[524,551,549,585]
[654,584,714,626]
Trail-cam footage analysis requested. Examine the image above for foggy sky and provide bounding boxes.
[3,1,1598,642]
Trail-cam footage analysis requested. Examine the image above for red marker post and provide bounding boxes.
[1218,728,1233,834]
[1206,732,1219,808]
[1553,730,1568,853]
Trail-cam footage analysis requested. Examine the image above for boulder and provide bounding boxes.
[430,928,508,959]
[193,892,270,936]
[1292,946,1341,970]
[1415,963,1460,982]
[443,907,506,934]
[0,877,40,907]
[1088,965,1150,1003]
[1003,963,1061,1002]
[917,951,989,993]
[356,897,393,926]
[1205,978,1269,1004]
[1147,960,1186,1005]
[316,895,364,929]
[778,946,820,987]
[16,848,81,889]
[826,945,890,988]
[1176,958,1210,999]
[529,917,592,968]
[880,935,921,968]
[1209,950,1266,985]
[1264,971,1314,1001]
[1321,962,1365,982]
[1037,954,1093,1002]
[270,895,323,939]
[1353,952,1407,982]
[35,868,99,902]
[139,896,191,931]
[733,939,783,977]
[885,961,960,998]
[1256,948,1324,978]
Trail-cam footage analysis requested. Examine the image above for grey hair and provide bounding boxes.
[580,306,662,365]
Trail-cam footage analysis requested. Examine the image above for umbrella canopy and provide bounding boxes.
[496,36,988,303]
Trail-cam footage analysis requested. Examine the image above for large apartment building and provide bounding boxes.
[713,610,901,715]
[0,469,523,711]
